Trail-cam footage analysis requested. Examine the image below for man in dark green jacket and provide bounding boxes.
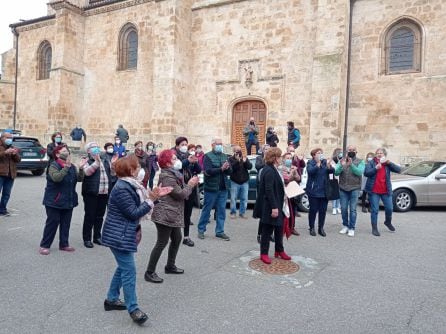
[197,137,232,241]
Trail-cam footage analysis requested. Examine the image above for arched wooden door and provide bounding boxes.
[231,100,267,155]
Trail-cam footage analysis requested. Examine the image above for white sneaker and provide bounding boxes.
[332,208,337,215]
[347,229,355,237]
[337,208,342,214]
[339,227,349,234]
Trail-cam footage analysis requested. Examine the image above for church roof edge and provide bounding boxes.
[9,15,56,29]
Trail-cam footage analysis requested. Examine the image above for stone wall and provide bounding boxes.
[349,0,446,160]
[0,49,16,130]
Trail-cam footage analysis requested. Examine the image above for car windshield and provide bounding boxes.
[13,138,41,148]
[402,161,444,177]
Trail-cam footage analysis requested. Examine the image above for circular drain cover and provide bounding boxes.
[249,258,300,275]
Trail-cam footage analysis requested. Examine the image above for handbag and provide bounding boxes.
[135,224,142,245]
[325,176,340,200]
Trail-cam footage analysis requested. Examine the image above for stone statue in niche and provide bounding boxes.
[244,65,253,86]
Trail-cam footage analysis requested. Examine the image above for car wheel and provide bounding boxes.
[31,169,45,176]
[297,193,310,213]
[393,189,414,212]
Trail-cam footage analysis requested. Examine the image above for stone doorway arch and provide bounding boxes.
[231,100,267,155]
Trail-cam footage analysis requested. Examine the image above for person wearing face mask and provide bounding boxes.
[306,148,334,237]
[102,143,119,189]
[195,144,205,170]
[228,145,252,219]
[101,154,172,325]
[39,145,86,255]
[364,148,401,236]
[253,147,291,264]
[361,152,374,213]
[144,150,199,283]
[278,152,301,237]
[197,137,233,241]
[331,148,343,215]
[287,145,306,217]
[243,117,260,155]
[266,126,279,147]
[145,141,159,190]
[173,136,189,164]
[334,145,365,237]
[46,132,65,173]
[181,144,202,246]
[0,132,21,216]
[81,142,114,248]
[113,136,126,158]
[133,141,149,188]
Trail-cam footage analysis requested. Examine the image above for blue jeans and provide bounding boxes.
[369,192,393,226]
[0,176,14,213]
[332,199,340,209]
[198,190,228,235]
[230,181,249,215]
[107,248,138,313]
[339,189,359,230]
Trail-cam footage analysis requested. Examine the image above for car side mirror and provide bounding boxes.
[435,174,446,180]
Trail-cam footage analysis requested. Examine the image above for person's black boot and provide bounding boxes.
[144,271,164,283]
[309,228,316,236]
[384,215,396,232]
[318,228,326,237]
[372,224,380,236]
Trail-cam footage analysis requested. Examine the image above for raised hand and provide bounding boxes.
[188,176,199,187]
[79,157,88,169]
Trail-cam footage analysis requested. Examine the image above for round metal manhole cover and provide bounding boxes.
[249,258,300,275]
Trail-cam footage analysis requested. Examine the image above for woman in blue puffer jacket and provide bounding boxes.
[101,155,172,325]
[306,148,334,237]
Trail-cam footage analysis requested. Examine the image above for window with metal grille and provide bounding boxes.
[384,19,422,75]
[118,23,138,70]
[37,41,52,80]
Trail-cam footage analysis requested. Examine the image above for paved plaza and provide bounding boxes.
[0,173,445,334]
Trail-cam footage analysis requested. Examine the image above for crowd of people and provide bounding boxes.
[0,120,402,325]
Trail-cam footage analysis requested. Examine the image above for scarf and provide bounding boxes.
[56,158,66,168]
[121,177,152,222]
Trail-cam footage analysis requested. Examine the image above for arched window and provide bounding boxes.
[384,19,422,75]
[37,41,52,80]
[118,23,138,70]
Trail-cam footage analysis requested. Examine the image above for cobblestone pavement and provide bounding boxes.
[0,172,445,334]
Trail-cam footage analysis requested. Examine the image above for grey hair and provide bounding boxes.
[375,147,387,156]
[85,142,98,152]
[211,137,222,144]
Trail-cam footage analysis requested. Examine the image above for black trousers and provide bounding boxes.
[308,196,328,230]
[245,140,259,155]
[82,193,108,242]
[260,224,284,255]
[40,207,73,248]
[147,223,182,273]
[184,197,194,237]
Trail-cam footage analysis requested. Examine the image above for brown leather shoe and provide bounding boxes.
[291,229,300,236]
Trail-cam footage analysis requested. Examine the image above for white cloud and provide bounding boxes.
[0,0,48,55]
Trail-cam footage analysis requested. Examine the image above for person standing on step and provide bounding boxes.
[363,148,401,236]
[335,145,365,237]
[243,117,260,155]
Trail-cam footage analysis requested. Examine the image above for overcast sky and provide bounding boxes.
[0,0,48,54]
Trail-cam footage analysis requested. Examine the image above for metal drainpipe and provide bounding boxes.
[12,27,19,131]
[342,0,355,152]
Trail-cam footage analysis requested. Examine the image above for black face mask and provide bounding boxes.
[333,157,339,163]
[347,151,356,159]
[250,121,254,125]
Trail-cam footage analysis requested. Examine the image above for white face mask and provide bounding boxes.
[179,146,188,153]
[136,168,145,182]
[380,156,387,164]
[196,149,202,153]
[189,151,195,156]
[106,148,114,154]
[173,160,183,170]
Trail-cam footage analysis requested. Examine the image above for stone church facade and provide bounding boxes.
[0,0,445,162]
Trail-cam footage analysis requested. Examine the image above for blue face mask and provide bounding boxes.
[55,137,62,143]
[285,159,292,168]
[90,147,101,155]
[214,144,223,153]
[5,138,13,146]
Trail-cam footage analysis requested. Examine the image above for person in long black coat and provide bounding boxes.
[253,147,291,264]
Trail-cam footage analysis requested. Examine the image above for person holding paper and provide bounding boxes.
[279,152,301,237]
